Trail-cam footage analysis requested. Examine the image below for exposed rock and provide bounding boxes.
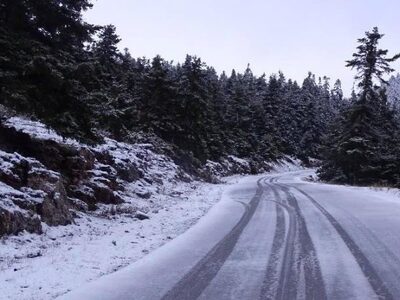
[0,208,42,236]
[135,211,150,220]
[37,180,73,226]
[0,151,30,189]
[26,166,59,194]
[200,155,253,181]
[79,148,96,171]
[27,252,42,258]
[9,188,45,212]
[68,185,97,211]
[91,183,123,205]
[0,184,43,236]
[0,117,190,237]
[115,163,142,182]
[0,150,61,194]
[93,147,142,183]
[68,197,89,212]
[135,190,152,199]
[63,147,96,185]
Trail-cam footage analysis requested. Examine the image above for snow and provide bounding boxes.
[93,137,185,189]
[198,192,276,300]
[388,74,400,109]
[291,181,378,299]
[58,174,260,300]
[0,115,206,299]
[0,180,224,300]
[0,183,29,213]
[59,170,400,300]
[0,150,60,211]
[4,117,80,146]
[274,170,400,298]
[2,115,399,299]
[267,156,304,173]
[226,155,250,167]
[0,115,312,299]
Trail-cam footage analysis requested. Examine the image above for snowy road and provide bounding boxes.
[60,171,400,300]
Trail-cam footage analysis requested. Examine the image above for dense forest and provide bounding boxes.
[1,1,399,185]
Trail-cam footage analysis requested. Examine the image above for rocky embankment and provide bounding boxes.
[0,117,294,237]
[0,116,193,236]
[0,115,262,237]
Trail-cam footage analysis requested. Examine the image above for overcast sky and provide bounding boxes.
[84,0,400,96]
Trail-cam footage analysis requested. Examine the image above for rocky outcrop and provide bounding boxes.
[39,180,73,226]
[0,120,125,211]
[0,150,74,234]
[0,117,187,237]
[200,155,254,182]
[0,208,42,236]
[0,184,43,236]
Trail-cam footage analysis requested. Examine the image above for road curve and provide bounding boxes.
[59,170,400,300]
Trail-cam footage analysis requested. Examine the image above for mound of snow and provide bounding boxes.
[268,156,304,173]
[4,117,80,146]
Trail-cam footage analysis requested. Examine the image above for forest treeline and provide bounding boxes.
[1,1,399,185]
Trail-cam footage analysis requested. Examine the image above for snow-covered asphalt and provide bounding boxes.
[60,170,400,300]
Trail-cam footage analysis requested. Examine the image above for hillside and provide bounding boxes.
[0,113,302,299]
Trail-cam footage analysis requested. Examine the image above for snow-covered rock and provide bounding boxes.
[0,117,224,300]
[267,156,304,173]
[201,155,303,182]
[0,116,193,237]
[0,150,73,234]
[0,182,43,236]
[201,155,253,182]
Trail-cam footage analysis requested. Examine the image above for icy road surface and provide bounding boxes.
[60,170,400,300]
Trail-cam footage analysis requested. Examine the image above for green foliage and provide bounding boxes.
[0,1,348,171]
[319,27,400,186]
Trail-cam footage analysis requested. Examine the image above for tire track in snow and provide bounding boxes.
[277,184,327,300]
[285,183,394,300]
[261,177,297,300]
[261,178,326,300]
[337,209,400,297]
[161,178,265,300]
[259,186,287,299]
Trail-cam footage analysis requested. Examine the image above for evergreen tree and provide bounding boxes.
[330,79,345,113]
[93,25,121,64]
[347,28,400,95]
[319,27,400,185]
[139,55,177,138]
[0,0,96,47]
[0,0,350,174]
[298,73,322,160]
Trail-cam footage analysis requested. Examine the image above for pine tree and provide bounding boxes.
[0,0,96,47]
[263,74,284,152]
[297,73,322,160]
[93,25,121,64]
[0,0,352,174]
[139,55,177,138]
[330,79,345,113]
[346,27,400,96]
[173,55,212,161]
[319,27,400,185]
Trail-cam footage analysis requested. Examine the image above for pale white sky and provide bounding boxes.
[84,0,400,96]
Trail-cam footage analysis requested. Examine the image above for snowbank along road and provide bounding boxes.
[60,170,400,300]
